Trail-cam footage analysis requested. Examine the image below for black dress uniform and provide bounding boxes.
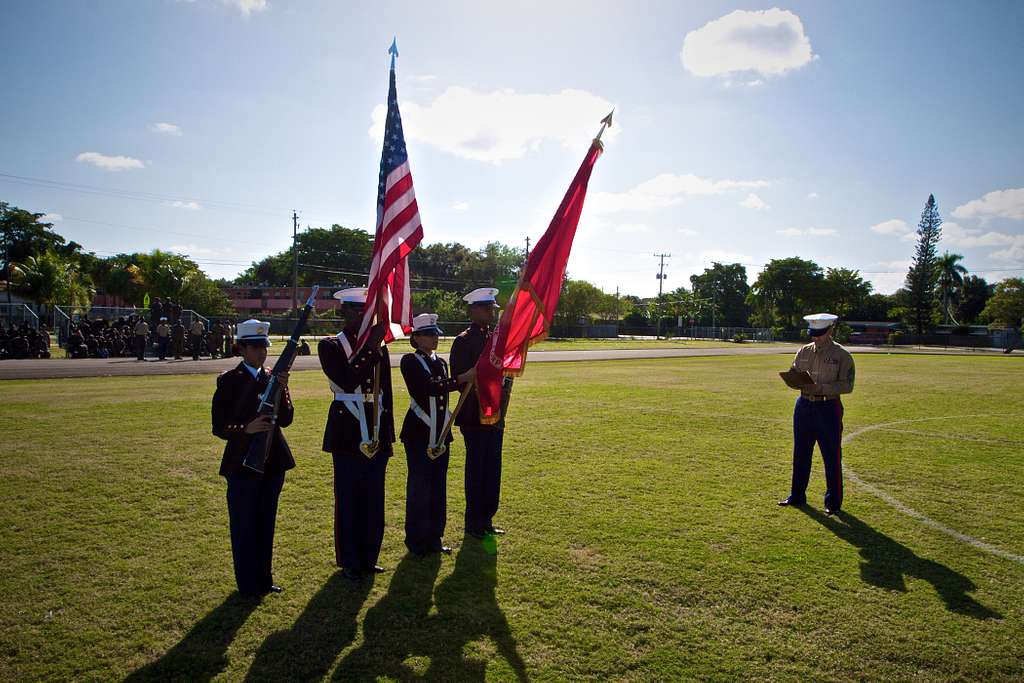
[400,349,460,555]
[450,323,505,536]
[211,362,295,596]
[318,331,395,574]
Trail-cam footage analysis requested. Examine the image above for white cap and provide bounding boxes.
[804,313,838,335]
[463,287,499,305]
[411,313,443,335]
[333,287,368,304]
[236,319,272,347]
[160,317,167,321]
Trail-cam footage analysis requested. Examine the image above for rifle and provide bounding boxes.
[242,285,320,473]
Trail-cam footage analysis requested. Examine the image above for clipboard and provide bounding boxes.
[779,368,814,389]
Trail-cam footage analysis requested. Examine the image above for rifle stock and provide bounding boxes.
[242,286,319,473]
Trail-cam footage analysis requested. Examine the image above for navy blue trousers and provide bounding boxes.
[403,441,449,554]
[226,468,285,596]
[461,426,503,534]
[789,396,844,510]
[332,452,388,571]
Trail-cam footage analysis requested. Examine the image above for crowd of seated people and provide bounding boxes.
[0,321,51,360]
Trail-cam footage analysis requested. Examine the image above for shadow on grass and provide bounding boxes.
[124,592,259,682]
[800,507,1002,620]
[334,536,528,681]
[243,572,374,682]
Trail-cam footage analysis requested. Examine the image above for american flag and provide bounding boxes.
[356,44,423,348]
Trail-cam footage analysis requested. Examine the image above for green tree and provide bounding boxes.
[11,250,95,310]
[823,268,873,318]
[904,194,943,334]
[747,257,825,329]
[934,251,968,324]
[689,262,750,326]
[847,293,897,321]
[981,278,1024,327]
[412,288,465,321]
[958,275,993,324]
[555,279,606,325]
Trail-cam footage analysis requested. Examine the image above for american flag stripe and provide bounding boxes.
[355,60,423,349]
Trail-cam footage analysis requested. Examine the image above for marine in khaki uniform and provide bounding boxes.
[779,313,855,515]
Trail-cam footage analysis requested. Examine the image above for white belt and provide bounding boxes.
[334,392,374,402]
[330,381,382,453]
[409,353,451,456]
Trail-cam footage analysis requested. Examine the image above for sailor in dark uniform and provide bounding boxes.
[400,313,477,557]
[211,319,294,597]
[317,287,393,580]
[449,287,508,539]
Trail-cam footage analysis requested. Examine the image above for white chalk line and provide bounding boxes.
[843,414,1024,566]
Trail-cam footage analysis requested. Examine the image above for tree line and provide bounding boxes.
[4,195,1022,329]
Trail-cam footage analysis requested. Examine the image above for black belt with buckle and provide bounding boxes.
[804,394,839,402]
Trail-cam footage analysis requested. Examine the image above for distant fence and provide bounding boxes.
[1,304,39,329]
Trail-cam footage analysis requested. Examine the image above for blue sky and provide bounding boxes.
[2,0,1022,295]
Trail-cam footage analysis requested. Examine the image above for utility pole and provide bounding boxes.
[291,210,299,314]
[524,236,531,268]
[654,253,670,338]
[654,253,670,297]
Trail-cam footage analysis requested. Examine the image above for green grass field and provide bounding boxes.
[1,353,1022,681]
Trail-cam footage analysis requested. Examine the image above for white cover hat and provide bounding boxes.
[237,319,272,347]
[463,287,499,305]
[804,313,838,335]
[333,287,368,304]
[411,313,443,334]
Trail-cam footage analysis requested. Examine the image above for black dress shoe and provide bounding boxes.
[467,529,486,540]
[368,565,385,573]
[824,508,839,516]
[267,584,283,593]
[341,567,362,581]
[488,526,506,535]
[778,498,805,507]
[440,545,453,554]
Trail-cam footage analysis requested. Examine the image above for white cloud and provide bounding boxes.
[76,152,145,171]
[678,228,699,237]
[681,8,816,82]
[740,193,769,210]
[590,173,769,213]
[614,223,651,233]
[369,86,617,163]
[776,226,838,237]
[698,249,751,264]
[150,122,182,136]
[869,218,915,240]
[952,188,1024,222]
[39,213,62,223]
[178,0,268,16]
[865,260,913,295]
[990,236,1024,264]
[807,192,819,200]
[164,200,202,211]
[451,201,469,212]
[410,74,438,83]
[225,0,267,16]
[941,221,1016,248]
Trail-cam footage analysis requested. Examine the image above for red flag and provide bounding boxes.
[356,48,423,349]
[475,137,605,424]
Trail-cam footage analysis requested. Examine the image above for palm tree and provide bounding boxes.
[12,250,95,313]
[934,252,968,325]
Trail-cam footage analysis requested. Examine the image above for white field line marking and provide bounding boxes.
[844,414,1024,566]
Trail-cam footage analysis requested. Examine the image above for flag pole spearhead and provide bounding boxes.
[388,37,399,70]
[594,109,614,145]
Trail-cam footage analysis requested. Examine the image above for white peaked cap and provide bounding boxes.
[803,313,839,330]
[237,319,273,347]
[463,287,499,304]
[412,313,442,333]
[333,287,368,304]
